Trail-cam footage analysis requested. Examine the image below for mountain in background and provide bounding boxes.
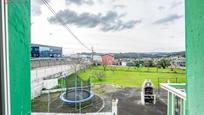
[80,51,185,59]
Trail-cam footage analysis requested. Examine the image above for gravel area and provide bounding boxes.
[94,84,167,115]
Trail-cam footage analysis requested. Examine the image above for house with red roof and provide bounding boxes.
[101,54,116,65]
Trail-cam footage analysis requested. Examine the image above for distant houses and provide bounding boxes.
[101,54,116,65]
[66,52,186,69]
[175,58,185,67]
[170,57,186,69]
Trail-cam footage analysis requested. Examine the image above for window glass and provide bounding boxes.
[39,46,50,52]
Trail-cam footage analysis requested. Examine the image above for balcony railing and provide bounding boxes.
[160,83,186,115]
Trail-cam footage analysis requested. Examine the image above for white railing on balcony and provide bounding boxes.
[160,83,186,115]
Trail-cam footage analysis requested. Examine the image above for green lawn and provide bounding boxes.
[90,66,185,74]
[59,66,186,88]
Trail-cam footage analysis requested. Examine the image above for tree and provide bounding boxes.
[102,64,107,71]
[157,59,171,69]
[144,60,154,71]
[95,71,104,81]
[126,62,135,66]
[134,61,140,68]
[144,60,154,67]
[139,60,144,67]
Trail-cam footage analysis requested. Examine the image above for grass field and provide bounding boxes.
[88,66,186,74]
[59,66,186,88]
[79,66,186,87]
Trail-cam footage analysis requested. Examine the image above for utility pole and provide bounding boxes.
[91,46,94,64]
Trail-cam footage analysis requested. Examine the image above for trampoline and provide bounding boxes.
[60,74,94,105]
[60,88,94,104]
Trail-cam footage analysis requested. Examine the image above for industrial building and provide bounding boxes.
[31,44,62,58]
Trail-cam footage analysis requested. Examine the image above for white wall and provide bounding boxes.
[121,62,127,66]
[31,65,78,99]
[93,55,102,62]
[43,79,58,89]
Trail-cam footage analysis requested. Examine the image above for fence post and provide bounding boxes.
[47,90,50,112]
[176,77,178,83]
[112,98,118,115]
[168,92,175,115]
[158,77,160,95]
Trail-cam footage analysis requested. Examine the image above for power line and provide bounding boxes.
[41,0,91,51]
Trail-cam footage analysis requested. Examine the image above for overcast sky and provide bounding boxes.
[31,0,185,55]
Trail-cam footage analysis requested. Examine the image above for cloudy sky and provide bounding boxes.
[31,0,185,55]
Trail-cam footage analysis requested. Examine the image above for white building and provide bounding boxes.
[121,61,127,66]
[93,55,102,65]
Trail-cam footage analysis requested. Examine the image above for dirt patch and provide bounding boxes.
[93,84,120,94]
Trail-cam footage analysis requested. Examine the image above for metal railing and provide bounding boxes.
[161,83,186,115]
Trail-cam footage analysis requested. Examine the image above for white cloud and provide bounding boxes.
[31,0,185,54]
[153,14,183,24]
